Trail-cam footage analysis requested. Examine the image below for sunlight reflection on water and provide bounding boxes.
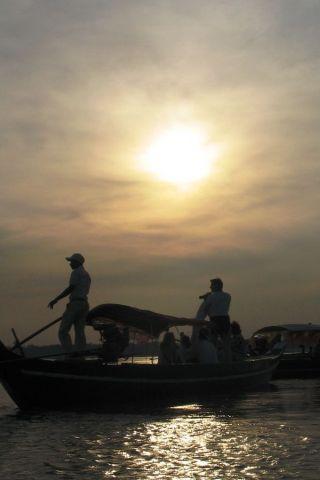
[1,381,320,479]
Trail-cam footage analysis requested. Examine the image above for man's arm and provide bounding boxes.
[196,296,210,321]
[47,285,75,309]
[199,291,211,300]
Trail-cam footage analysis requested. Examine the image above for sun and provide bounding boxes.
[141,124,220,186]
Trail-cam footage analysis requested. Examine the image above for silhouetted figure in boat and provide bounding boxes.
[252,335,268,355]
[312,340,320,362]
[196,278,232,363]
[267,334,286,355]
[121,327,130,353]
[267,333,286,355]
[180,331,191,347]
[178,332,192,363]
[48,253,91,353]
[100,324,129,362]
[158,332,179,365]
[198,327,219,364]
[230,321,247,360]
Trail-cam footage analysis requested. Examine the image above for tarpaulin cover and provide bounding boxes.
[87,303,205,338]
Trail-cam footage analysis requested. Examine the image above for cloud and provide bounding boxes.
[1,0,320,342]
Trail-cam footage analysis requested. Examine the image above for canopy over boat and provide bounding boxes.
[253,324,320,335]
[87,303,205,338]
[252,323,320,353]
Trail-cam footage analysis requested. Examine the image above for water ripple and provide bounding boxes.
[1,380,320,479]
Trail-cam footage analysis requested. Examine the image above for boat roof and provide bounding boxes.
[253,324,320,335]
[87,303,205,338]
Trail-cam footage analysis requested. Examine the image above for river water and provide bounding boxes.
[0,379,320,479]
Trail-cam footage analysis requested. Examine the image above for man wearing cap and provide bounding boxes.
[48,253,91,353]
[196,278,232,363]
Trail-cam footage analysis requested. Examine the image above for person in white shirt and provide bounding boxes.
[198,328,219,364]
[48,253,91,353]
[196,278,232,363]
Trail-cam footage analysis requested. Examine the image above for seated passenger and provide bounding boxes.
[158,332,179,365]
[247,343,258,356]
[180,332,191,347]
[300,344,306,354]
[198,328,218,364]
[231,321,247,360]
[267,334,286,354]
[254,336,269,355]
[178,332,192,363]
[120,327,130,354]
[100,324,130,362]
[312,340,320,360]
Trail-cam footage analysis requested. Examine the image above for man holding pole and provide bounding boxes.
[48,253,91,353]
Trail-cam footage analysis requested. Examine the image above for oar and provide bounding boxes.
[11,316,62,352]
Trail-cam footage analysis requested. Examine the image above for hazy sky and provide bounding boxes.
[1,0,320,344]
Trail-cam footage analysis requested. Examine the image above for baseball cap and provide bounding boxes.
[65,253,85,264]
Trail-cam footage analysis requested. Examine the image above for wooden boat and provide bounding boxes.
[251,324,320,379]
[0,304,280,411]
[273,353,320,379]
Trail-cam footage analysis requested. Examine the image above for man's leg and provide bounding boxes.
[73,302,88,351]
[58,304,74,352]
[221,332,232,364]
[213,316,232,364]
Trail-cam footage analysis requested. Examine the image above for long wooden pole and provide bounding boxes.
[11,316,62,352]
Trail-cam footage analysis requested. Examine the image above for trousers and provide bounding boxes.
[59,300,89,352]
[209,315,232,364]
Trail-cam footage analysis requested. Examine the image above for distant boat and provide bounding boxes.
[0,304,280,411]
[251,324,320,379]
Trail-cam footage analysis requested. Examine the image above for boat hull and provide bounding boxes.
[0,343,279,411]
[273,353,320,379]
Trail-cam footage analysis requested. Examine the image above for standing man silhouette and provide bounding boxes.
[196,278,232,363]
[48,253,91,353]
